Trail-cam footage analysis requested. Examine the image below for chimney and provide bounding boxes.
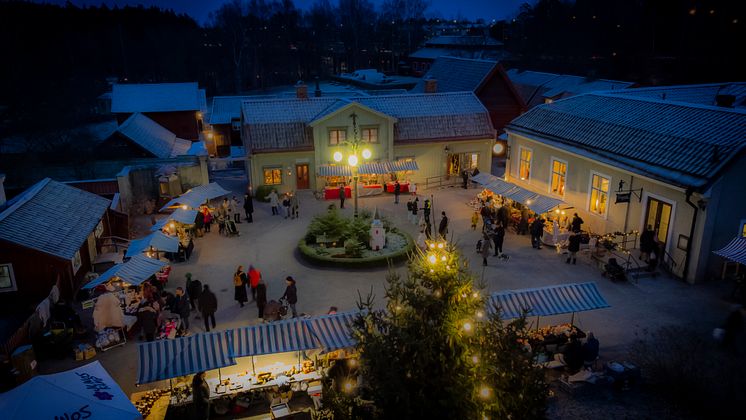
[314,77,322,98]
[424,78,438,94]
[0,174,6,208]
[295,81,308,99]
[715,94,736,108]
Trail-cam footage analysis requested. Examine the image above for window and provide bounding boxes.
[518,147,532,181]
[263,167,282,185]
[740,220,746,237]
[447,153,479,176]
[0,264,17,292]
[550,158,567,196]
[231,119,241,132]
[589,172,611,216]
[328,128,346,145]
[361,127,378,143]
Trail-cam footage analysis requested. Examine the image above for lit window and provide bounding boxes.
[741,220,746,237]
[361,127,378,143]
[550,158,567,196]
[263,167,282,185]
[0,264,17,292]
[589,173,610,216]
[329,128,346,145]
[518,147,532,180]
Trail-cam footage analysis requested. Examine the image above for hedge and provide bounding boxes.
[298,230,414,268]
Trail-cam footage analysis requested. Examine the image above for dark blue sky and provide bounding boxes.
[56,1,526,24]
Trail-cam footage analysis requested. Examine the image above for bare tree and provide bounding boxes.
[211,0,249,93]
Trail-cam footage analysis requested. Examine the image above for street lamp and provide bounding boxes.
[332,112,371,217]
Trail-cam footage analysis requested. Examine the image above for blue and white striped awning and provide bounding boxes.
[160,182,231,211]
[485,178,518,196]
[506,187,539,205]
[357,162,391,175]
[125,231,179,257]
[137,332,236,384]
[83,255,167,289]
[390,160,419,172]
[471,173,499,185]
[487,282,610,318]
[150,208,199,231]
[317,165,352,177]
[226,318,318,357]
[526,195,564,215]
[713,237,746,265]
[305,311,358,351]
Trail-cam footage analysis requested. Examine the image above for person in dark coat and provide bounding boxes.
[530,216,545,249]
[438,211,449,239]
[280,276,298,318]
[198,285,218,332]
[174,287,191,331]
[480,233,493,266]
[567,231,581,264]
[570,213,584,233]
[582,332,600,363]
[186,274,202,311]
[494,222,506,257]
[192,371,210,420]
[639,225,656,262]
[461,169,469,189]
[411,197,419,224]
[339,185,346,209]
[233,266,248,307]
[256,278,267,319]
[243,190,254,223]
[423,199,432,222]
[394,181,401,204]
[138,299,159,342]
[562,337,584,372]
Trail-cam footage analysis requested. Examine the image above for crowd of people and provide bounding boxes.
[195,192,255,238]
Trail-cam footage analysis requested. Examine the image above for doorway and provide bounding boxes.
[645,197,673,247]
[295,164,310,189]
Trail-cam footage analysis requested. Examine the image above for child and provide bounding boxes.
[471,211,479,230]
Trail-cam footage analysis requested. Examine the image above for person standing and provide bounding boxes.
[394,180,401,204]
[138,299,159,342]
[256,278,267,319]
[567,231,581,264]
[282,193,291,219]
[289,192,299,219]
[471,211,479,231]
[480,233,493,266]
[233,266,248,307]
[248,265,261,302]
[411,197,419,225]
[198,285,218,332]
[186,273,202,311]
[570,213,584,233]
[280,276,298,318]
[338,185,346,209]
[530,216,545,249]
[494,222,506,257]
[406,200,413,223]
[410,182,417,196]
[192,371,210,420]
[461,169,469,189]
[423,199,431,223]
[202,208,212,233]
[174,287,191,332]
[438,211,449,239]
[266,189,280,215]
[221,197,230,217]
[639,225,655,263]
[231,196,241,223]
[243,190,254,223]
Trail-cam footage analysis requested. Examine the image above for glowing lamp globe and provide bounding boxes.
[428,254,437,264]
[463,322,473,332]
[362,148,372,159]
[492,142,505,155]
[333,151,343,162]
[348,155,358,167]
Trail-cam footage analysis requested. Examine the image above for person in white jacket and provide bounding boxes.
[266,190,280,215]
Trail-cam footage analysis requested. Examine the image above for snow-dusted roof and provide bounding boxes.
[506,92,746,189]
[411,57,498,93]
[409,48,506,61]
[603,83,746,109]
[209,96,276,125]
[0,179,110,259]
[116,113,192,158]
[506,69,634,108]
[425,35,503,47]
[111,82,203,113]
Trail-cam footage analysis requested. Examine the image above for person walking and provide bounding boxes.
[338,185,346,209]
[248,265,261,302]
[567,231,581,264]
[174,287,191,332]
[256,278,267,319]
[494,222,506,257]
[243,190,254,223]
[639,225,656,262]
[202,208,212,233]
[530,216,545,249]
[231,196,241,223]
[480,233,493,266]
[289,192,299,219]
[198,285,218,332]
[233,266,248,307]
[411,197,419,225]
[192,371,210,420]
[570,213,584,233]
[280,276,298,318]
[266,189,280,215]
[394,180,401,204]
[423,199,431,223]
[438,211,449,239]
[185,273,201,311]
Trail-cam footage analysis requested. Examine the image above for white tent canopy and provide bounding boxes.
[0,361,141,420]
[160,182,230,211]
[125,231,179,257]
[150,208,199,231]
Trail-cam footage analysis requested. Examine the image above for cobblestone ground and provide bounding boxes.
[39,170,733,417]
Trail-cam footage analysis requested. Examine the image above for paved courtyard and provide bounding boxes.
[44,170,734,399]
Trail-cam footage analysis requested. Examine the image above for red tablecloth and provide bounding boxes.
[324,186,351,199]
[385,182,409,193]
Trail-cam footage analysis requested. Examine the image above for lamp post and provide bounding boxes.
[333,112,371,218]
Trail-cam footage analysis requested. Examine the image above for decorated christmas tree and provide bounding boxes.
[321,239,547,419]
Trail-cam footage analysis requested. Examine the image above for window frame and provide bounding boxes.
[740,219,746,237]
[0,263,17,293]
[549,157,568,198]
[518,146,532,182]
[262,166,283,186]
[361,126,379,143]
[587,170,612,219]
[328,127,347,146]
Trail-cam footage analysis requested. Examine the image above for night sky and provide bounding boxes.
[53,0,527,24]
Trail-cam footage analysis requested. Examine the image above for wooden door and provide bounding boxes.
[645,198,673,247]
[296,164,310,189]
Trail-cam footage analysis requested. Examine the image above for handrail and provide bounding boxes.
[423,174,461,190]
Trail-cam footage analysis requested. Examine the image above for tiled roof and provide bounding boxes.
[506,69,634,108]
[411,57,497,93]
[111,82,203,113]
[506,92,746,189]
[116,113,192,158]
[209,95,276,125]
[0,179,110,259]
[603,83,746,109]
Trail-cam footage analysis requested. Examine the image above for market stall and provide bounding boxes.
[125,231,179,259]
[319,165,352,199]
[160,182,230,211]
[306,310,359,352]
[0,361,141,420]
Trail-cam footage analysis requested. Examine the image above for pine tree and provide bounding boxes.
[321,239,547,419]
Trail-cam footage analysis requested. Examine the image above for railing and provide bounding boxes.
[98,235,130,254]
[423,174,462,190]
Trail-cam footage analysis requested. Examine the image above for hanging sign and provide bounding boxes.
[615,192,631,203]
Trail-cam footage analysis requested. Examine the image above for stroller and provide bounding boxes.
[225,219,240,237]
[263,299,288,321]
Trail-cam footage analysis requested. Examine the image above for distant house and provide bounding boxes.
[332,70,420,91]
[506,69,635,108]
[96,113,196,159]
[409,35,505,76]
[410,57,526,131]
[504,84,746,283]
[208,96,267,157]
[0,179,128,302]
[111,83,207,140]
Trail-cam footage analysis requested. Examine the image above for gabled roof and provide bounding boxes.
[0,179,110,259]
[506,69,634,108]
[111,82,203,113]
[411,57,498,93]
[506,91,746,190]
[209,95,276,125]
[603,82,746,109]
[116,113,192,158]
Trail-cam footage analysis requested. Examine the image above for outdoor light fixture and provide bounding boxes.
[343,380,355,393]
[479,385,491,399]
[463,322,473,332]
[169,222,175,230]
[333,151,343,162]
[347,155,358,167]
[428,254,437,264]
[361,148,372,159]
[476,310,484,319]
[181,205,188,210]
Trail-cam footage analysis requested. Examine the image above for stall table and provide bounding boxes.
[324,186,351,199]
[385,182,409,193]
[131,390,170,420]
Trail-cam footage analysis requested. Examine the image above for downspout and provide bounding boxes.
[683,188,699,282]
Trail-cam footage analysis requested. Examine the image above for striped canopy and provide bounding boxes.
[226,318,318,357]
[526,195,564,215]
[317,165,352,177]
[125,231,179,257]
[150,208,199,231]
[471,172,498,185]
[83,255,167,289]
[390,160,419,172]
[506,187,539,205]
[485,178,518,196]
[713,237,746,265]
[160,182,230,211]
[487,282,610,318]
[357,162,391,175]
[137,332,236,384]
[306,311,359,351]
